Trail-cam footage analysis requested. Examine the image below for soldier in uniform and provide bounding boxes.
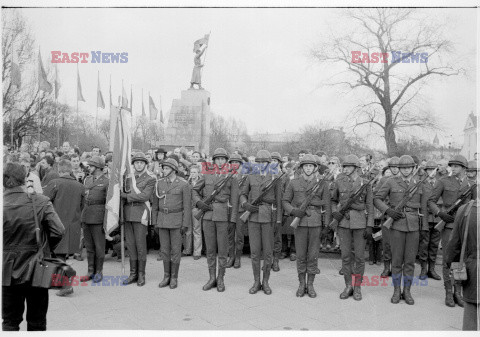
[428,155,471,307]
[376,156,400,278]
[282,154,331,298]
[418,160,442,280]
[121,152,156,286]
[192,148,239,292]
[270,152,283,272]
[281,162,297,261]
[240,150,282,295]
[466,160,478,184]
[151,158,192,289]
[80,156,109,283]
[330,155,374,301]
[374,155,428,305]
[227,153,247,269]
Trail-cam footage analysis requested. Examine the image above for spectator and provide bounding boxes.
[40,156,59,188]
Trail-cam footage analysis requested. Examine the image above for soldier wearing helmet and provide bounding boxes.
[151,158,192,289]
[226,153,247,269]
[79,155,109,285]
[428,154,471,308]
[270,152,283,272]
[240,150,281,295]
[374,155,428,306]
[121,152,157,287]
[331,155,374,301]
[282,154,331,299]
[418,160,442,281]
[192,148,239,292]
[466,160,478,184]
[281,161,298,262]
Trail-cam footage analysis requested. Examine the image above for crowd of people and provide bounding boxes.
[3,141,479,331]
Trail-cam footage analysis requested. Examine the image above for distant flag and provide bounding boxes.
[97,71,105,109]
[54,64,60,99]
[141,89,145,117]
[38,49,52,93]
[77,67,85,102]
[11,62,21,89]
[193,33,210,52]
[121,82,128,108]
[149,94,158,121]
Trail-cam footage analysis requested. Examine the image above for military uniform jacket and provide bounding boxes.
[427,175,472,229]
[236,172,248,213]
[240,173,282,223]
[123,170,156,223]
[281,174,294,216]
[331,174,374,229]
[81,173,109,224]
[422,177,442,223]
[192,173,239,223]
[374,176,428,232]
[151,176,192,229]
[282,175,331,227]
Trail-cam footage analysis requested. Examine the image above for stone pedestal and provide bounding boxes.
[164,89,211,154]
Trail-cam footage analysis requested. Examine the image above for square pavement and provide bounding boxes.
[28,251,463,331]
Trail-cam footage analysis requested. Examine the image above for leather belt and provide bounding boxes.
[86,200,106,206]
[158,207,183,214]
[128,202,146,207]
[403,207,419,213]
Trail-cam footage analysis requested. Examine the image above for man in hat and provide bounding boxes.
[270,152,284,272]
[79,155,109,284]
[152,158,192,289]
[428,155,471,307]
[121,152,156,286]
[153,148,168,178]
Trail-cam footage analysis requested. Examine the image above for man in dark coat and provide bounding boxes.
[44,159,85,297]
[40,156,59,189]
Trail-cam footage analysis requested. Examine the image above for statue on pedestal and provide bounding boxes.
[190,34,209,90]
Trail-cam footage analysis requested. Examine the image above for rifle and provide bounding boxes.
[383,168,435,229]
[193,167,236,220]
[328,167,378,231]
[434,183,476,231]
[290,171,333,229]
[239,163,295,223]
[238,174,248,188]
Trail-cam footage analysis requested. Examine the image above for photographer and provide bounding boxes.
[3,162,65,331]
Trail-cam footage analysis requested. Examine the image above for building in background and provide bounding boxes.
[460,112,477,160]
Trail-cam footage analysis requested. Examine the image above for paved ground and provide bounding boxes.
[28,251,463,331]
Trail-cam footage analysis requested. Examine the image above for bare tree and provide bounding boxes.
[311,8,462,155]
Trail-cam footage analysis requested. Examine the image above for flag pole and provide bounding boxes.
[55,64,59,149]
[76,63,79,147]
[96,70,99,133]
[10,41,14,149]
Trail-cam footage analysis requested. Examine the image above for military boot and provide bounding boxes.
[123,259,138,285]
[249,260,262,294]
[202,268,217,291]
[158,260,171,288]
[137,260,146,286]
[272,258,280,272]
[226,256,235,268]
[419,261,428,280]
[402,286,414,305]
[93,257,104,283]
[169,263,180,289]
[380,260,391,278]
[427,261,441,280]
[353,286,362,301]
[296,273,306,297]
[306,274,317,298]
[233,250,242,269]
[81,253,95,282]
[262,265,272,295]
[453,283,464,307]
[217,267,226,292]
[445,281,455,307]
[340,285,353,299]
[391,286,401,304]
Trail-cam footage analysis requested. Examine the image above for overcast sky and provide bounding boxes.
[15,7,477,150]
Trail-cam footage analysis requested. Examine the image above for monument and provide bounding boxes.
[164,34,211,154]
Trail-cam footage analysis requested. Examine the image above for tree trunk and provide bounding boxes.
[384,125,398,156]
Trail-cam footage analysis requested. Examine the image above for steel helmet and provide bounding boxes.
[271,152,282,162]
[388,156,400,168]
[131,152,148,165]
[314,155,321,166]
[162,158,179,172]
[212,148,229,160]
[228,153,243,164]
[397,155,415,168]
[256,150,272,163]
[342,155,360,168]
[425,160,437,170]
[299,154,317,167]
[155,147,167,155]
[467,160,478,172]
[88,156,105,169]
[448,155,468,168]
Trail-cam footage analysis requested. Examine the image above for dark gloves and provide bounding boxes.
[291,208,308,218]
[244,202,259,213]
[364,227,373,239]
[332,211,344,223]
[181,227,188,235]
[438,212,455,224]
[196,200,212,212]
[386,208,403,221]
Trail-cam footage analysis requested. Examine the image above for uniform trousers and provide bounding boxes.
[125,221,147,261]
[441,227,455,288]
[248,221,274,267]
[390,229,419,287]
[227,214,246,258]
[294,226,321,274]
[159,228,182,263]
[83,223,105,261]
[273,222,282,259]
[2,284,48,331]
[192,210,202,257]
[338,227,366,285]
[418,222,441,264]
[382,225,392,262]
[203,220,228,270]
